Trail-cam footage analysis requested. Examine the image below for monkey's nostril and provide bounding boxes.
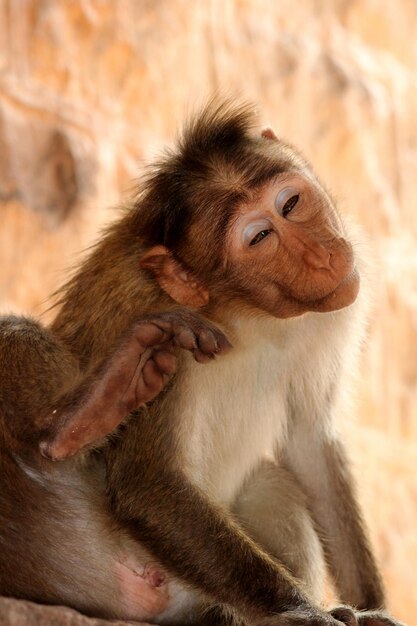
[304,246,331,270]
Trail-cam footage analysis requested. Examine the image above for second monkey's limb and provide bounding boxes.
[0,311,229,461]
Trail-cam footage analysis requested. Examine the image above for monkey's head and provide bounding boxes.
[135,100,360,319]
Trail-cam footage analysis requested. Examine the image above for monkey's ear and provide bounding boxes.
[140,245,209,307]
[261,127,277,140]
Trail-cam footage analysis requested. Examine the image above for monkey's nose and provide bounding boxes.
[303,242,331,270]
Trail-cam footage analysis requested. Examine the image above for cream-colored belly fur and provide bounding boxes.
[176,318,303,504]
[175,299,363,506]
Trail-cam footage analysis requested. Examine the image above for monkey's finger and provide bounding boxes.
[357,614,406,626]
[192,327,232,362]
[155,340,177,355]
[140,359,171,399]
[134,316,198,348]
[195,328,219,354]
[214,330,232,353]
[134,322,172,349]
[196,328,231,354]
[176,313,232,354]
[172,326,198,351]
[152,350,177,376]
[193,349,216,364]
[330,607,358,626]
[134,312,232,361]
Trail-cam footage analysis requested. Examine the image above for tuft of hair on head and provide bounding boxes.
[178,98,259,159]
[131,99,287,257]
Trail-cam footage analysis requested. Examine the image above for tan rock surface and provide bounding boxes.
[0,596,141,625]
[0,1,416,624]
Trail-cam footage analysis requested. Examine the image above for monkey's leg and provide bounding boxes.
[284,426,406,626]
[0,316,81,450]
[105,433,348,626]
[232,461,325,603]
[284,430,384,610]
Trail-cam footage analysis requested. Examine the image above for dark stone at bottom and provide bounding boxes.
[0,596,148,625]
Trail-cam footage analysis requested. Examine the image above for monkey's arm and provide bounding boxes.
[0,312,229,460]
[105,438,346,626]
[283,420,393,620]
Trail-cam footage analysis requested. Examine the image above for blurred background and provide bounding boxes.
[0,1,416,623]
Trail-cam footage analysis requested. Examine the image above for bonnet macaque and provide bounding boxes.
[0,101,404,626]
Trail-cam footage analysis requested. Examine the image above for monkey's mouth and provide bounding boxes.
[314,266,360,311]
[331,266,358,294]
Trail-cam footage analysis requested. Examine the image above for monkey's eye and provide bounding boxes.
[275,187,300,217]
[242,221,273,247]
[250,229,272,246]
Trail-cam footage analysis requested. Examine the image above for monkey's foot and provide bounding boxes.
[41,309,231,460]
[331,606,407,626]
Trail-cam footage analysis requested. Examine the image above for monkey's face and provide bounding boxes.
[225,172,360,318]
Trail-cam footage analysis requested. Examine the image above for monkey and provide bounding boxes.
[0,310,230,620]
[0,100,406,626]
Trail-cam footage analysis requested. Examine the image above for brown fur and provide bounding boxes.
[0,101,404,626]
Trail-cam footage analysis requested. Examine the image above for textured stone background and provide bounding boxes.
[0,1,416,624]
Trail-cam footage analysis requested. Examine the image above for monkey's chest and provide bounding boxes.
[177,349,290,504]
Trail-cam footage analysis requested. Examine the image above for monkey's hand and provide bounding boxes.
[40,310,231,461]
[253,606,407,626]
[254,607,355,626]
[115,309,232,407]
[330,606,407,626]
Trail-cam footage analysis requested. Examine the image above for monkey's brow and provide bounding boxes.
[213,166,295,239]
[215,183,264,238]
[214,193,247,241]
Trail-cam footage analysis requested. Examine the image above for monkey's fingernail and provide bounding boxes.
[194,350,215,364]
[176,328,198,350]
[218,336,232,352]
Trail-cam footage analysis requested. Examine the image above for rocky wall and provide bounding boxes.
[0,1,416,624]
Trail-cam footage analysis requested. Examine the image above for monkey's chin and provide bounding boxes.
[312,268,360,313]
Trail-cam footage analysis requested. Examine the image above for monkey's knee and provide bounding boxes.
[0,315,79,440]
[232,461,325,602]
